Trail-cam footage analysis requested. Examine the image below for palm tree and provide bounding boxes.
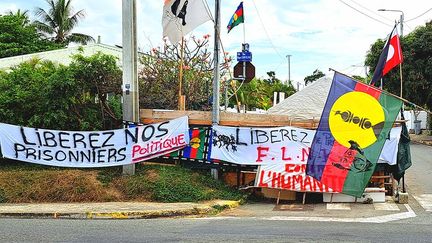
[7,9,30,25]
[34,0,94,45]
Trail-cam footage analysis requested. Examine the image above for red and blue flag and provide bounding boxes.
[370,24,403,86]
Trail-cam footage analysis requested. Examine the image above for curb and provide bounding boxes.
[0,200,241,220]
[412,140,432,146]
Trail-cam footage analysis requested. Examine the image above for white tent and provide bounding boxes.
[267,76,332,120]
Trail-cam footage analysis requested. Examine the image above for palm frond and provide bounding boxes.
[67,33,95,45]
[32,20,55,35]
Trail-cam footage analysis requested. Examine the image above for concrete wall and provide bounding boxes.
[403,110,428,131]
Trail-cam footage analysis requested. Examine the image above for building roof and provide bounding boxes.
[0,43,123,70]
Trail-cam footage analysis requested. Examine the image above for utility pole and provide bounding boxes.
[122,0,138,175]
[286,54,291,84]
[212,0,221,125]
[210,0,221,180]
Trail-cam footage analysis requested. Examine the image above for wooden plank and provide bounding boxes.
[140,109,319,128]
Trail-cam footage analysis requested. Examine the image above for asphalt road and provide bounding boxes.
[405,143,432,195]
[0,143,430,242]
[0,217,431,242]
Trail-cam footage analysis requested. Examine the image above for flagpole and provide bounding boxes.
[242,1,246,44]
[399,63,403,98]
[329,68,432,115]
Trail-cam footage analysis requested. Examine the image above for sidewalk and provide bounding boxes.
[0,196,417,222]
[0,200,240,219]
[410,133,432,146]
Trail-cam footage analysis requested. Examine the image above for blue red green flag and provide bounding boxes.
[227,2,244,33]
[182,128,206,159]
[306,72,403,197]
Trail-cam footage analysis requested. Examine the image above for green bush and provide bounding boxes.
[0,52,122,130]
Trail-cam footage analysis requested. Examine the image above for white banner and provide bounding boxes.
[210,125,315,165]
[0,116,189,167]
[210,125,332,192]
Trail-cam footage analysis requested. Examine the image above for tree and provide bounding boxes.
[365,21,432,111]
[352,75,366,83]
[0,52,122,130]
[34,0,94,45]
[304,69,325,86]
[0,12,63,58]
[69,52,123,129]
[139,35,231,110]
[232,71,296,111]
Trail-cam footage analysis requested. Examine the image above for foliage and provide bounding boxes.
[0,162,245,203]
[0,52,122,130]
[0,168,117,203]
[124,165,245,202]
[0,188,6,203]
[304,69,325,86]
[0,12,63,58]
[34,0,94,45]
[69,52,123,129]
[365,21,432,110]
[352,75,366,83]
[232,72,296,111]
[139,35,231,110]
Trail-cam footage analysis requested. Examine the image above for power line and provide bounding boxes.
[250,0,285,61]
[338,0,392,27]
[346,0,393,22]
[405,7,432,22]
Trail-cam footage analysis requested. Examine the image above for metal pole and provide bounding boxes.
[211,0,221,180]
[399,12,404,98]
[122,0,138,175]
[212,0,221,125]
[286,55,291,84]
[400,13,404,37]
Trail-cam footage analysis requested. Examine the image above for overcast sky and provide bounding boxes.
[2,0,431,86]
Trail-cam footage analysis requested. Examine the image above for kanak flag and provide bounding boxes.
[306,72,402,197]
[370,24,403,86]
[182,128,206,159]
[162,0,212,44]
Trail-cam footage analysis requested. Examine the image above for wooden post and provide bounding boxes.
[178,39,185,110]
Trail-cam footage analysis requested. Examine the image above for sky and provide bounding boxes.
[1,0,431,87]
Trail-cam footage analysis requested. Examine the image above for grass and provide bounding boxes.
[0,160,246,203]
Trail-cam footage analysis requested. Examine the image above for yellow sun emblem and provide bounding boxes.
[190,137,201,148]
[329,91,385,149]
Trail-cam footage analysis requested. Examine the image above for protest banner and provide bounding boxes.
[0,116,189,167]
[210,125,314,165]
[210,125,332,192]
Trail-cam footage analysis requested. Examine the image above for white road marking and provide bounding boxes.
[196,204,416,223]
[373,202,400,211]
[413,194,432,212]
[265,204,415,223]
[326,203,351,210]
